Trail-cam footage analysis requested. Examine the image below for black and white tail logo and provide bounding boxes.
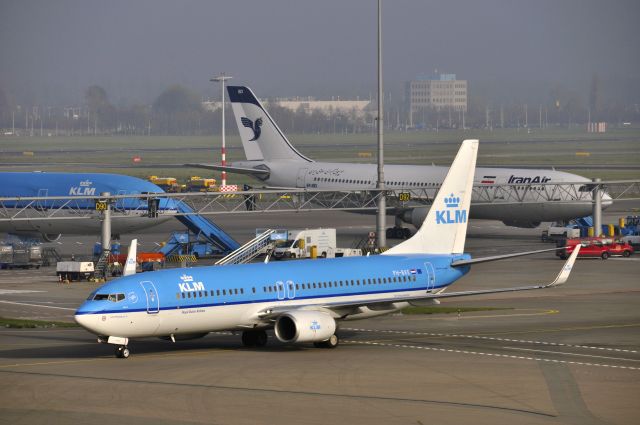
[241,117,263,141]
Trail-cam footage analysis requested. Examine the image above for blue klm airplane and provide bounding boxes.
[75,140,580,358]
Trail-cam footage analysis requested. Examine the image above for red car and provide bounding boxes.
[557,237,634,260]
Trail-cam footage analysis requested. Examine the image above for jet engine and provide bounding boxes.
[274,310,336,343]
[402,207,428,227]
[41,233,62,242]
[501,220,541,229]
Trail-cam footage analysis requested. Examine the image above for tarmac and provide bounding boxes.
[0,201,639,424]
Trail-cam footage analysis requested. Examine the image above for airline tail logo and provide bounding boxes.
[435,193,467,224]
[241,117,263,141]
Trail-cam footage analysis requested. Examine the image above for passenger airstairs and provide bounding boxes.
[215,229,277,266]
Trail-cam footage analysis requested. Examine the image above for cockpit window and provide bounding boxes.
[578,184,596,192]
[93,293,125,302]
[86,291,97,301]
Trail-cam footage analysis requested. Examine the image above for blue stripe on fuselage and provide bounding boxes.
[75,254,471,315]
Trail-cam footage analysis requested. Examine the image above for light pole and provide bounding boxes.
[210,73,233,187]
[376,0,386,249]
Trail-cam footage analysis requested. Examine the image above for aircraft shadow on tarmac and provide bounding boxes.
[0,330,342,360]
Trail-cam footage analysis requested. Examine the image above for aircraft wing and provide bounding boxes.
[256,246,580,319]
[185,163,270,177]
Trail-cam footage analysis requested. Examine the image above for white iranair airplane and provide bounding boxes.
[189,86,610,237]
[76,140,580,359]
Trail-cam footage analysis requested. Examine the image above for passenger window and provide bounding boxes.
[223,289,226,296]
[181,293,185,299]
[187,292,191,298]
[217,290,221,296]
[176,293,180,300]
[252,287,256,293]
[296,284,300,290]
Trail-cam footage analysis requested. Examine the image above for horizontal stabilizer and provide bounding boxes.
[185,163,270,176]
[451,247,564,267]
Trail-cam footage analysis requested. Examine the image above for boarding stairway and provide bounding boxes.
[160,201,240,257]
[93,251,110,280]
[215,229,277,266]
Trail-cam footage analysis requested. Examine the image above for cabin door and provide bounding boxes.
[140,281,160,314]
[423,262,436,291]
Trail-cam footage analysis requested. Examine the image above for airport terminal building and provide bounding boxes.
[405,73,467,127]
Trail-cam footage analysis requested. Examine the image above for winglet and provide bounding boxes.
[123,239,138,276]
[548,245,580,287]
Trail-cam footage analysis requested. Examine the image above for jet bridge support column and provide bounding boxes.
[101,192,111,254]
[592,178,602,237]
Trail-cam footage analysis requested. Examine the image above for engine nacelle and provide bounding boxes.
[409,299,441,307]
[501,220,541,229]
[402,207,429,227]
[41,233,62,242]
[274,311,336,343]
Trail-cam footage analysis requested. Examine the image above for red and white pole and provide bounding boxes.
[210,73,233,187]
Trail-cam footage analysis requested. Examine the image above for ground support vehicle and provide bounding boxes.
[0,243,42,269]
[57,262,95,281]
[557,237,634,260]
[272,228,362,260]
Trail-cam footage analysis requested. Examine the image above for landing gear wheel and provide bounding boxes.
[254,330,268,347]
[241,331,257,347]
[115,345,130,359]
[601,252,609,260]
[314,334,339,349]
[242,330,268,347]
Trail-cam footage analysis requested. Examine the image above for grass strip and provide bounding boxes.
[0,317,78,328]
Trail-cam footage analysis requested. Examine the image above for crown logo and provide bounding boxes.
[79,180,92,187]
[180,274,193,282]
[444,194,460,208]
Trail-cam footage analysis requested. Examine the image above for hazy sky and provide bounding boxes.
[1,0,638,105]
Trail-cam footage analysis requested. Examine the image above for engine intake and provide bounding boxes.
[274,311,336,343]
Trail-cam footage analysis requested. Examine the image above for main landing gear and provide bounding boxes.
[241,329,268,347]
[386,226,412,239]
[115,345,130,359]
[313,334,339,349]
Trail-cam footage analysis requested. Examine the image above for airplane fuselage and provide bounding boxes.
[75,253,469,338]
[0,172,175,237]
[233,159,598,225]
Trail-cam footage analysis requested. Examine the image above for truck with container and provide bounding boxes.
[272,228,361,260]
[56,261,95,281]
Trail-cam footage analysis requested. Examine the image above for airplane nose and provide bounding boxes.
[601,192,613,209]
[74,310,100,334]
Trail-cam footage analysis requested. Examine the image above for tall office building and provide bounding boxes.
[405,74,467,127]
